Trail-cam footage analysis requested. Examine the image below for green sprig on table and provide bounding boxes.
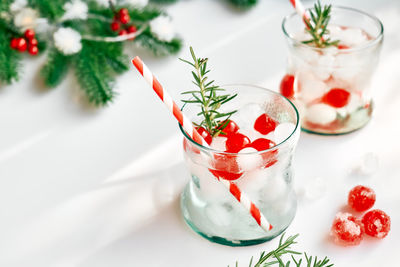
[228,233,334,267]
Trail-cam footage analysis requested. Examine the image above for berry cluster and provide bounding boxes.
[184,113,278,181]
[331,185,391,246]
[10,29,39,55]
[110,8,137,38]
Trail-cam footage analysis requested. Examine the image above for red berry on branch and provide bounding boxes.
[323,88,350,108]
[16,38,27,52]
[338,44,350,49]
[348,185,376,212]
[362,209,391,238]
[111,21,120,31]
[280,74,295,98]
[28,38,38,47]
[119,14,130,24]
[10,38,19,49]
[127,25,137,33]
[254,113,277,135]
[24,29,35,40]
[118,29,127,36]
[119,8,129,16]
[28,45,38,55]
[225,133,251,153]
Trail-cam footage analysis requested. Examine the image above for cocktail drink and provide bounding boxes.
[180,85,300,246]
[281,6,383,135]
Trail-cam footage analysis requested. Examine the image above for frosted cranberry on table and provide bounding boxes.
[331,212,364,246]
[348,185,376,212]
[362,209,391,239]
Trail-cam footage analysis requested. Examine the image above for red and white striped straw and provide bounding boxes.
[132,56,273,233]
[289,0,310,24]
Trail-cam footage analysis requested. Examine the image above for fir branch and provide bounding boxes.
[302,1,339,48]
[29,0,65,22]
[0,0,11,12]
[150,0,179,4]
[180,47,237,137]
[40,49,70,88]
[228,0,258,9]
[134,27,182,56]
[228,233,334,267]
[74,41,116,106]
[0,26,20,84]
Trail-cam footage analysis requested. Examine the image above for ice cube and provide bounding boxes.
[340,28,368,47]
[236,147,263,172]
[313,54,335,80]
[336,93,362,117]
[238,128,266,142]
[327,25,343,40]
[210,136,227,152]
[306,103,337,125]
[273,122,296,144]
[292,29,310,42]
[295,46,320,65]
[237,168,271,195]
[298,72,328,103]
[233,103,265,129]
[205,203,232,227]
[354,152,379,176]
[304,176,327,200]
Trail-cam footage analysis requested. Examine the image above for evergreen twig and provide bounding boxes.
[228,233,334,267]
[228,0,258,9]
[0,24,20,84]
[302,1,339,48]
[40,49,70,88]
[180,47,237,137]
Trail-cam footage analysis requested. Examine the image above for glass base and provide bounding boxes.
[180,182,296,247]
[301,103,373,135]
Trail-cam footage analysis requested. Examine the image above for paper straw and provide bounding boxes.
[289,0,310,25]
[132,56,273,233]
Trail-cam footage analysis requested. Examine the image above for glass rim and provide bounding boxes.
[281,5,384,53]
[178,83,300,156]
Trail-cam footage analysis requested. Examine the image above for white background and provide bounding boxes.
[1,0,399,266]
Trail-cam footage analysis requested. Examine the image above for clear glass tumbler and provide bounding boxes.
[282,6,383,135]
[180,85,300,246]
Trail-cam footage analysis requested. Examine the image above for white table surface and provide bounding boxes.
[1,0,400,266]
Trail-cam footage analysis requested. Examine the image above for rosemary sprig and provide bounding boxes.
[180,47,237,137]
[302,1,339,48]
[228,233,334,267]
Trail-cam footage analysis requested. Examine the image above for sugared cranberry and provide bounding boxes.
[16,38,27,52]
[24,29,35,40]
[280,74,295,98]
[362,209,391,238]
[323,88,351,108]
[217,120,239,137]
[10,38,18,49]
[119,14,130,24]
[111,21,120,31]
[348,185,376,212]
[225,133,250,153]
[196,127,212,145]
[331,212,363,246]
[28,45,38,55]
[209,153,242,181]
[254,113,277,135]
